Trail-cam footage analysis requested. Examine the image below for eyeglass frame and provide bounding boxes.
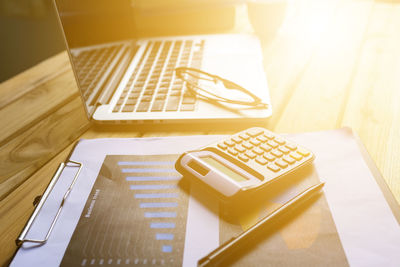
[174,67,268,108]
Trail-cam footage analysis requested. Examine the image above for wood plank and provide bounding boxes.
[0,69,79,146]
[340,2,400,203]
[273,0,375,133]
[0,97,90,200]
[0,51,71,109]
[0,144,75,267]
[262,0,343,128]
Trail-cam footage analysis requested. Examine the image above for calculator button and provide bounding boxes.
[290,152,303,161]
[239,133,250,140]
[238,154,249,162]
[263,153,275,161]
[283,155,296,164]
[242,142,254,150]
[263,132,275,139]
[246,128,264,137]
[297,148,310,157]
[250,139,261,146]
[267,163,280,172]
[285,143,297,150]
[244,151,257,159]
[260,144,272,152]
[278,146,290,154]
[228,148,238,156]
[275,159,288,168]
[255,157,268,165]
[231,136,242,144]
[274,137,286,145]
[256,135,268,142]
[252,147,264,155]
[217,143,227,150]
[234,145,246,153]
[267,140,279,148]
[271,149,283,158]
[224,140,235,147]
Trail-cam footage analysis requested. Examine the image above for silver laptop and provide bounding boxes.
[53,0,272,123]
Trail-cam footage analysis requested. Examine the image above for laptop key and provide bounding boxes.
[143,90,155,95]
[157,89,168,94]
[171,84,182,90]
[122,105,135,112]
[129,93,141,99]
[155,94,166,100]
[170,91,182,96]
[182,96,196,104]
[137,102,150,112]
[113,105,121,112]
[159,82,169,87]
[132,87,143,93]
[151,100,165,111]
[126,99,137,105]
[141,96,152,102]
[166,96,180,111]
[180,104,195,111]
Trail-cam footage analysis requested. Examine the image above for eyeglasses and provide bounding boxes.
[175,67,268,109]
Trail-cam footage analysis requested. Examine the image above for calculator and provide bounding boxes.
[175,127,315,201]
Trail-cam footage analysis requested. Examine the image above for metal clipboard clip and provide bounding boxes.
[16,160,83,247]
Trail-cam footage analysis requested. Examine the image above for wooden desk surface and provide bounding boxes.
[1,1,400,265]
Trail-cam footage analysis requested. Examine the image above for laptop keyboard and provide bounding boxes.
[73,44,124,99]
[113,39,204,113]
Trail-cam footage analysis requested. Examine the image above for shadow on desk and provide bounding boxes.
[92,119,272,136]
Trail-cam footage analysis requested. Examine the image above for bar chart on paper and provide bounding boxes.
[61,155,189,267]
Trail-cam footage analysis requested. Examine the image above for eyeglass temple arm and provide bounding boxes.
[220,78,263,103]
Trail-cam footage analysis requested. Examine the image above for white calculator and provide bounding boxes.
[175,127,315,201]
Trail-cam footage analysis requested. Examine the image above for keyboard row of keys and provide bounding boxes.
[113,40,203,113]
[75,44,122,100]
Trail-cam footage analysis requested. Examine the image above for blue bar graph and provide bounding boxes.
[156,233,174,240]
[134,193,178,199]
[122,168,176,173]
[118,161,175,166]
[123,158,182,256]
[162,245,173,253]
[61,155,188,266]
[130,184,177,190]
[150,222,175,229]
[145,212,177,218]
[140,202,178,208]
[126,176,180,181]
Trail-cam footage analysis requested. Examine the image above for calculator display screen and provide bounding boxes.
[201,156,248,182]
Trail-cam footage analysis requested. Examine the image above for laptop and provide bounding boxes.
[53,0,272,124]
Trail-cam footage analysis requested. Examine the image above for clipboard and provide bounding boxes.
[10,130,400,267]
[16,159,82,246]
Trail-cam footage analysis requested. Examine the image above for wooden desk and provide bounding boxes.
[1,1,399,265]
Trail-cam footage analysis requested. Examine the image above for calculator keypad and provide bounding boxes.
[211,127,314,181]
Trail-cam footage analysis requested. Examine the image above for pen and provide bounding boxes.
[197,182,325,267]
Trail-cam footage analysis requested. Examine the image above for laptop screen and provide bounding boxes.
[55,0,135,48]
[54,0,136,117]
[54,0,236,118]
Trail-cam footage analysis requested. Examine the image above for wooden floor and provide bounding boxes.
[1,0,400,265]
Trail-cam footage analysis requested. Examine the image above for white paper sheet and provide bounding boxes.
[11,129,400,266]
[288,128,400,266]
